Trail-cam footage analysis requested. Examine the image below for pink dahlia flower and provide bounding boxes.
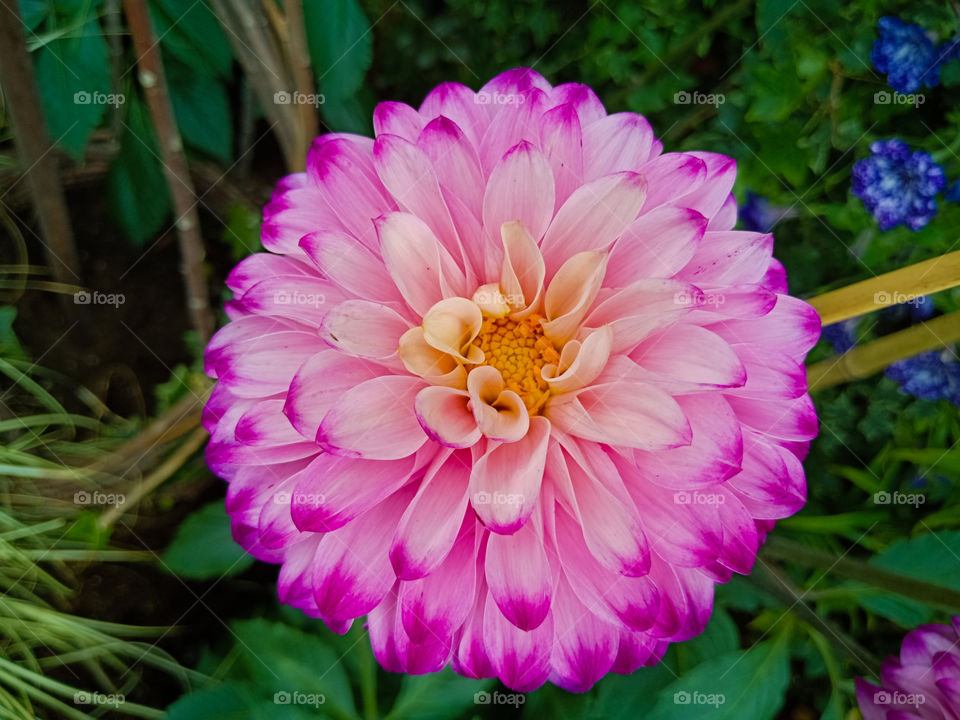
[204,68,820,692]
[856,618,960,719]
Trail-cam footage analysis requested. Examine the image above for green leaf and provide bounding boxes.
[0,308,27,360]
[106,95,172,246]
[167,683,318,720]
[167,60,233,162]
[648,639,790,720]
[232,619,357,719]
[523,683,595,720]
[148,0,233,78]
[221,203,262,260]
[33,17,111,158]
[163,500,254,580]
[856,531,960,626]
[675,609,740,671]
[591,660,678,720]
[386,668,493,720]
[303,0,373,133]
[18,0,47,30]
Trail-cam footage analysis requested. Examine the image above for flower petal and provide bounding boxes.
[390,451,471,579]
[320,300,411,361]
[548,438,650,576]
[482,140,556,246]
[542,250,609,344]
[547,381,691,451]
[374,134,467,267]
[415,386,481,449]
[638,152,707,212]
[605,206,707,286]
[469,416,550,533]
[300,231,401,303]
[318,375,427,459]
[399,530,476,643]
[422,297,484,363]
[398,327,467,387]
[306,136,394,251]
[283,350,381,440]
[373,101,425,142]
[291,453,418,532]
[539,172,647,277]
[630,324,746,391]
[542,325,613,394]
[312,488,413,620]
[376,212,467,317]
[548,576,619,692]
[500,221,546,316]
[582,112,655,180]
[483,590,554,692]
[485,505,552,630]
[538,103,584,209]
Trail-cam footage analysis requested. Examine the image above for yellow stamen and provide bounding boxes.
[469,313,559,415]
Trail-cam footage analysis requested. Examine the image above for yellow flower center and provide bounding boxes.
[470,314,560,415]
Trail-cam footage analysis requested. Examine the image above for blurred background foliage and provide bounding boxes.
[1,0,960,718]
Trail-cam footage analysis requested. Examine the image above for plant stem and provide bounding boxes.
[808,309,960,391]
[122,0,215,344]
[750,561,881,677]
[807,250,960,325]
[98,426,208,529]
[0,3,82,294]
[762,536,960,611]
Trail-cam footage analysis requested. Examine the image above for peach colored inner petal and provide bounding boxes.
[500,221,545,318]
[542,250,608,344]
[422,297,484,364]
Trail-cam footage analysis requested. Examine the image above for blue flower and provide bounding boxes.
[882,295,934,323]
[852,139,945,231]
[946,180,960,203]
[739,192,797,233]
[822,319,858,354]
[886,350,960,404]
[871,17,943,93]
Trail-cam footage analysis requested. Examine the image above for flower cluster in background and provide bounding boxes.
[886,349,960,404]
[852,139,945,231]
[871,16,959,93]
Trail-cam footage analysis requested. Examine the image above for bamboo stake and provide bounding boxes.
[122,0,215,344]
[808,250,960,326]
[808,310,960,391]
